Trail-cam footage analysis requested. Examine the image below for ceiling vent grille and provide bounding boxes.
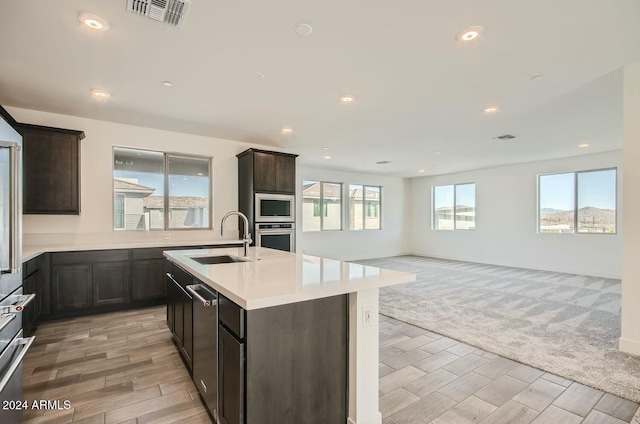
[127,0,191,27]
[495,134,516,140]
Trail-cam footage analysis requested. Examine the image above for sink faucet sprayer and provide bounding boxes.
[220,211,252,257]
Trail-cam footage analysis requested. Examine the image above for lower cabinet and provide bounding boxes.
[218,324,244,424]
[22,255,43,337]
[93,261,131,306]
[52,264,92,311]
[166,277,349,424]
[166,264,194,372]
[132,258,166,301]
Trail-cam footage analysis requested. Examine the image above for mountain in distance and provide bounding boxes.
[540,208,566,214]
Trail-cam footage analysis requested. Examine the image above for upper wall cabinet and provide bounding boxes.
[238,149,297,194]
[17,124,84,214]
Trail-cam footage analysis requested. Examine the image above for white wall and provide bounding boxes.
[620,62,640,355]
[297,166,410,260]
[409,150,623,278]
[9,107,411,261]
[8,106,257,246]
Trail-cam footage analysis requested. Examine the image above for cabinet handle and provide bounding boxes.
[0,141,21,274]
[0,294,36,314]
[0,314,16,332]
[186,284,214,307]
[0,336,35,394]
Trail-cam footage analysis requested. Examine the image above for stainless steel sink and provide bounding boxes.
[190,255,247,265]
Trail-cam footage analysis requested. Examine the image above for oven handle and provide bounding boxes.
[0,294,36,314]
[186,284,214,307]
[0,314,16,332]
[0,336,35,394]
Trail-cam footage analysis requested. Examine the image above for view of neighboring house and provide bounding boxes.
[433,205,476,230]
[301,181,381,231]
[114,178,209,230]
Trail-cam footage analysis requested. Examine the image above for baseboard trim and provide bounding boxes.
[619,337,640,357]
[347,412,382,424]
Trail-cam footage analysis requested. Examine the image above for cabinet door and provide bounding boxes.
[219,325,245,424]
[22,273,36,336]
[132,258,166,301]
[166,273,175,332]
[92,261,131,306]
[173,280,184,346]
[21,127,80,214]
[182,284,193,368]
[52,264,92,311]
[275,155,295,193]
[253,152,276,192]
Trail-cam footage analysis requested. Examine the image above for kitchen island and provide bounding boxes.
[164,246,416,424]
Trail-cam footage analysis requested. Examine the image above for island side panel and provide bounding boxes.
[348,288,382,424]
[246,294,348,424]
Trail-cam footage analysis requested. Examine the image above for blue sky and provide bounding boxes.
[540,170,616,210]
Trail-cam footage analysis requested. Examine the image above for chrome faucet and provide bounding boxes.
[221,211,252,257]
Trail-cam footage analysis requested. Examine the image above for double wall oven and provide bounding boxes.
[254,193,295,252]
[1,112,36,424]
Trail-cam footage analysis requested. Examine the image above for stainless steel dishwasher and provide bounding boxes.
[186,282,218,420]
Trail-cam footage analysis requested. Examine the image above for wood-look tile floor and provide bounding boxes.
[21,307,639,424]
[22,307,209,424]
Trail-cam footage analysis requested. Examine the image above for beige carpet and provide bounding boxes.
[357,256,640,409]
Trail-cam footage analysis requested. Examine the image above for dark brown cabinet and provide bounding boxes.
[22,255,43,337]
[238,149,297,195]
[132,258,166,301]
[50,250,131,316]
[93,261,131,306]
[17,123,84,215]
[52,264,92,311]
[166,263,194,372]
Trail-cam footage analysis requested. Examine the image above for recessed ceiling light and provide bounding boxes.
[323,155,332,160]
[456,26,483,42]
[375,161,391,165]
[294,22,313,37]
[419,169,426,173]
[483,106,499,114]
[434,151,442,155]
[531,75,544,81]
[323,147,329,150]
[281,127,293,134]
[162,81,173,87]
[79,13,109,31]
[578,143,590,148]
[250,71,265,80]
[90,89,110,99]
[339,94,355,103]
[197,173,204,176]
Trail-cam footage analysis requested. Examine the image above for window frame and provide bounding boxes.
[349,184,382,231]
[302,180,343,231]
[432,182,476,231]
[537,167,617,235]
[112,147,213,231]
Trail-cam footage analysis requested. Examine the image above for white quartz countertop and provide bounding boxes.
[22,240,242,262]
[164,247,416,310]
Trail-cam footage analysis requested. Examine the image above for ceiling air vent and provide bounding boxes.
[127,0,191,27]
[495,134,516,140]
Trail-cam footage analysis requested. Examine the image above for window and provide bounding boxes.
[432,183,475,230]
[538,168,616,234]
[302,180,342,231]
[113,147,211,231]
[349,185,381,230]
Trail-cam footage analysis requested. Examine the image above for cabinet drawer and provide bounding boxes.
[172,264,194,288]
[51,250,129,265]
[219,294,245,340]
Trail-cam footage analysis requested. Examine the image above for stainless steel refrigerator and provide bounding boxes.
[0,112,35,424]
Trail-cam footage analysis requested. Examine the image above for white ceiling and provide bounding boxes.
[1,0,639,177]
